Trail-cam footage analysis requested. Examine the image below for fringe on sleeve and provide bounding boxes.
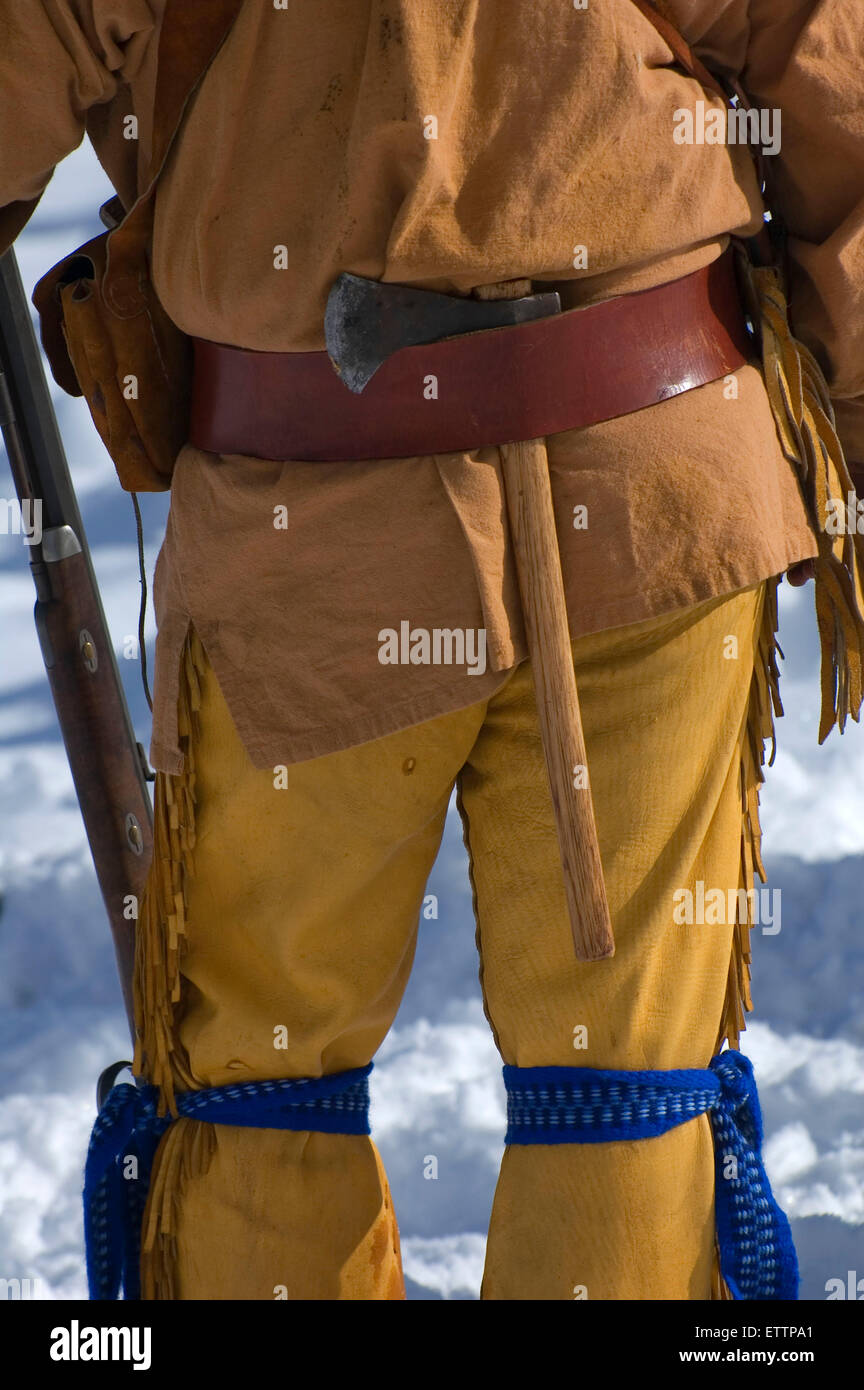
[739,250,864,744]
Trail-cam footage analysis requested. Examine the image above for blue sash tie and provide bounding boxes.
[503,1049,798,1300]
[83,1065,373,1300]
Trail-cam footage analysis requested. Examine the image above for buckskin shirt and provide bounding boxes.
[2,1,863,774]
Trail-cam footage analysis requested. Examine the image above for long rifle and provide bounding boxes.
[0,247,152,1035]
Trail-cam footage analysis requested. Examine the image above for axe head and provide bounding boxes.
[325,272,561,394]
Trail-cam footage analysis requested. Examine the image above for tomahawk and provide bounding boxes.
[326,271,615,963]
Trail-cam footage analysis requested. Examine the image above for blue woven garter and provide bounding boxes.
[503,1049,798,1301]
[83,1064,372,1300]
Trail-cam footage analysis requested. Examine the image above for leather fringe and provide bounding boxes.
[716,574,783,1057]
[133,626,205,1114]
[133,625,213,1298]
[739,252,864,743]
[140,1115,216,1300]
[712,575,783,1299]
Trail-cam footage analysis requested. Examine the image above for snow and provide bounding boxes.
[0,141,861,1302]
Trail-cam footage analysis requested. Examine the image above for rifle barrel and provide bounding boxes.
[0,248,152,1035]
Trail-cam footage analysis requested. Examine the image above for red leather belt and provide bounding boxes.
[188,249,751,462]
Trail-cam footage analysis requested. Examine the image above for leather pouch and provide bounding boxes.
[33,214,190,492]
[29,0,244,493]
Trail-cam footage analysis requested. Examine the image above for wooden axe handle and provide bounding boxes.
[475,279,615,962]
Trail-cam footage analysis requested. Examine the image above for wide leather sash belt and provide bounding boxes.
[189,249,752,463]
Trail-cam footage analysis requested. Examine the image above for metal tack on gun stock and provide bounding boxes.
[0,247,153,1039]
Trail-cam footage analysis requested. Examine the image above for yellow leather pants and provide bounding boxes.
[134,577,778,1299]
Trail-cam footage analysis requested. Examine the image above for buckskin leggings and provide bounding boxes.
[133,576,779,1299]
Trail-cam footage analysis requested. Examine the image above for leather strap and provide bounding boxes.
[632,2,777,266]
[629,0,728,103]
[102,0,245,317]
[188,249,752,462]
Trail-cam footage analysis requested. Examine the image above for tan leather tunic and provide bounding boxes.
[3,1,860,773]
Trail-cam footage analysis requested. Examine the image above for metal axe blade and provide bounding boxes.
[324,271,561,394]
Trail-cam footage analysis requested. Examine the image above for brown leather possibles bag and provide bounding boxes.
[31,0,245,493]
[33,217,191,492]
